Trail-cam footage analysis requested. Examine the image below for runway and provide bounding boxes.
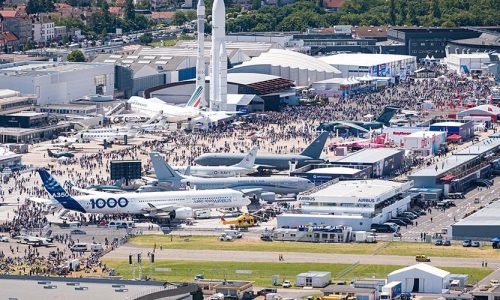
[103,245,500,269]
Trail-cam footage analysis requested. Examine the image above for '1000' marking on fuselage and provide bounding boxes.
[90,197,129,209]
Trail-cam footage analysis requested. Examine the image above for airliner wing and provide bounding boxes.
[143,203,177,213]
[71,187,110,196]
[239,188,264,195]
[253,164,277,171]
[334,121,370,133]
[28,197,59,206]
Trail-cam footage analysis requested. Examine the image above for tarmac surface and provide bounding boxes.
[103,246,500,270]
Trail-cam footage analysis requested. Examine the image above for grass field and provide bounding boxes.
[379,242,500,259]
[102,259,492,287]
[128,235,500,259]
[128,235,381,255]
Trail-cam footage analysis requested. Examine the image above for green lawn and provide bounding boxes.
[380,242,500,259]
[129,236,500,259]
[129,235,380,255]
[101,259,492,287]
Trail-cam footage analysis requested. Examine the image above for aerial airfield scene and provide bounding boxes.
[0,0,499,299]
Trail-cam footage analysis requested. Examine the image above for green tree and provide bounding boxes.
[251,0,261,10]
[26,0,55,14]
[441,19,456,27]
[406,0,418,25]
[399,0,407,24]
[185,10,197,21]
[139,33,153,44]
[172,11,188,25]
[389,0,396,25]
[124,0,136,22]
[430,0,441,19]
[67,50,86,62]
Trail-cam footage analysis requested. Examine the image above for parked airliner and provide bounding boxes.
[32,169,249,219]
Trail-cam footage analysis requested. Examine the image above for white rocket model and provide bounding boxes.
[209,0,227,111]
[195,0,206,106]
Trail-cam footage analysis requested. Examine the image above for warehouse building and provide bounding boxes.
[0,89,37,115]
[429,120,474,140]
[402,131,447,157]
[451,200,500,240]
[291,164,371,185]
[331,148,406,177]
[444,53,491,75]
[457,104,500,122]
[94,43,263,98]
[409,137,500,197]
[280,179,413,230]
[145,73,295,111]
[229,49,342,86]
[318,53,417,79]
[0,147,22,171]
[387,264,451,294]
[446,32,500,57]
[0,61,114,105]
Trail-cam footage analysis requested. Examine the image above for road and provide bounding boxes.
[103,246,500,269]
[400,178,500,242]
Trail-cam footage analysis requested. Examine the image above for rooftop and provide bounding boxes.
[333,148,404,164]
[319,53,415,67]
[447,53,492,59]
[388,263,450,278]
[454,137,500,156]
[8,111,46,117]
[307,179,408,199]
[459,104,500,115]
[235,49,342,73]
[430,121,466,127]
[409,154,477,177]
[298,271,331,277]
[307,167,361,175]
[0,62,108,77]
[453,199,500,227]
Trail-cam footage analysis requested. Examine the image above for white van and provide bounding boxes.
[90,243,104,253]
[70,243,88,252]
[224,230,243,239]
[195,210,211,219]
[108,221,135,229]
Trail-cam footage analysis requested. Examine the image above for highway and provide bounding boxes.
[103,246,500,269]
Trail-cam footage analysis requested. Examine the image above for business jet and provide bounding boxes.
[172,146,258,178]
[15,229,54,247]
[31,169,249,220]
[128,86,204,123]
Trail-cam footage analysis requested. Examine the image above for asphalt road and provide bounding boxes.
[103,245,500,269]
[400,179,500,242]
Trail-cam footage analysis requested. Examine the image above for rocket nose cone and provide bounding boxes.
[197,0,205,11]
[212,0,226,18]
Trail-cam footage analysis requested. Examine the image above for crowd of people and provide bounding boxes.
[0,66,497,277]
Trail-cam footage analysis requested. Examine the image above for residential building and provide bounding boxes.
[53,25,67,39]
[0,9,31,46]
[0,32,20,52]
[31,15,55,43]
[151,11,175,23]
[322,0,345,12]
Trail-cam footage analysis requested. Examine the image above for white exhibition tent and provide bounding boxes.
[387,263,450,294]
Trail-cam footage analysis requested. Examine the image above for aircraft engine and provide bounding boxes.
[169,207,193,220]
[259,192,276,202]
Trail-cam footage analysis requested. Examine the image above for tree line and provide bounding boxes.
[225,0,500,32]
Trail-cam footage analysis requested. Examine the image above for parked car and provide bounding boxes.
[416,255,431,262]
[471,241,480,247]
[218,233,233,242]
[435,239,443,246]
[282,280,292,288]
[388,219,406,226]
[0,236,8,242]
[443,240,451,246]
[257,288,277,296]
[463,240,472,247]
[70,229,86,235]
